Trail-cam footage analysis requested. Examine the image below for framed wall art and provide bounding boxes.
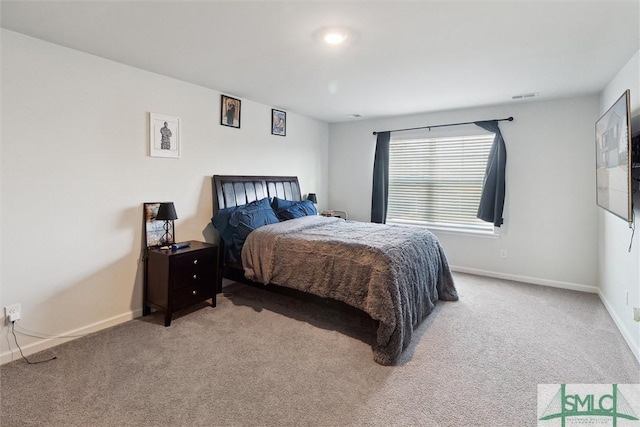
[221,95,241,128]
[143,202,175,248]
[595,89,632,224]
[149,113,181,158]
[272,109,286,136]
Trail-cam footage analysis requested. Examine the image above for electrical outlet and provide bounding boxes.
[500,249,507,258]
[5,304,21,323]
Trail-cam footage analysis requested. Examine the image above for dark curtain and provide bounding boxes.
[371,131,390,223]
[475,120,506,227]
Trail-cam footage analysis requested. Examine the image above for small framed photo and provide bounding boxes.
[221,95,241,128]
[143,202,175,248]
[272,109,286,136]
[149,113,180,158]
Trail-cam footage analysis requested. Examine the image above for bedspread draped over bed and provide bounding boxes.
[242,215,458,365]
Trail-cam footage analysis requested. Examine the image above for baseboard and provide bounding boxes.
[450,266,599,294]
[1,308,143,365]
[597,290,640,363]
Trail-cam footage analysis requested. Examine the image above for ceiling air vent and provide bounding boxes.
[512,92,539,100]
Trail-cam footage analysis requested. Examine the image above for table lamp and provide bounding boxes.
[155,202,178,245]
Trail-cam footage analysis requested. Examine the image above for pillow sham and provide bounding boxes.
[211,205,240,246]
[228,198,279,251]
[212,198,279,246]
[270,197,298,211]
[276,199,317,221]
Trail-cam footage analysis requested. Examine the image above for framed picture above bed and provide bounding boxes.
[221,95,241,128]
[271,109,286,136]
[143,202,175,248]
[149,113,180,159]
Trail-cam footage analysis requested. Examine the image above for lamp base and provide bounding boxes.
[161,220,174,246]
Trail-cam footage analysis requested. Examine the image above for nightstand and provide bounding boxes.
[144,240,218,326]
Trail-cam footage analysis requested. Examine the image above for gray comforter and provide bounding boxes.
[242,215,458,365]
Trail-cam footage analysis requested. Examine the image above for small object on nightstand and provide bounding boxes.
[320,210,348,219]
[171,241,191,250]
[144,240,218,326]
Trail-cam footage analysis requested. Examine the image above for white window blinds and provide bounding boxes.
[387,133,495,233]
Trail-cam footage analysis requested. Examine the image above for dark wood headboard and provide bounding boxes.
[213,175,302,211]
[211,175,303,291]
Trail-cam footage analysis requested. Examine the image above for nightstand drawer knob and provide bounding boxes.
[193,274,197,279]
[192,290,197,295]
[193,259,198,265]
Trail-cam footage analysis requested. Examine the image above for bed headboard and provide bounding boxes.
[211,175,303,292]
[212,175,302,211]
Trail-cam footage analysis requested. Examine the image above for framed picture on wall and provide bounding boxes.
[221,95,241,128]
[595,89,632,223]
[272,109,286,136]
[143,202,175,248]
[149,113,181,158]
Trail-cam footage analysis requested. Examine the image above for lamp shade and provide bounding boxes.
[156,202,178,220]
[307,193,317,204]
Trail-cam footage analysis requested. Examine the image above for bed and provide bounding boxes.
[212,175,458,365]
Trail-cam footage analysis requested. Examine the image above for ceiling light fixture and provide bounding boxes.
[323,29,348,45]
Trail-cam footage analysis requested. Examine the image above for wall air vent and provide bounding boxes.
[512,92,539,100]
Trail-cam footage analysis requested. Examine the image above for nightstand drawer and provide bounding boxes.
[170,249,216,290]
[172,249,215,271]
[172,270,214,290]
[172,283,214,311]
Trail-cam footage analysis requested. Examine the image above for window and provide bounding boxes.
[387,133,495,233]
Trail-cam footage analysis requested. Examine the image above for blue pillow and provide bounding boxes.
[212,198,278,244]
[228,198,279,250]
[271,197,298,211]
[211,205,240,246]
[228,197,276,227]
[276,199,317,221]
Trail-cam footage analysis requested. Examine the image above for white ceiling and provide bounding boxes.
[2,1,639,123]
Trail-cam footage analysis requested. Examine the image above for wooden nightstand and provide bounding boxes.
[144,240,218,326]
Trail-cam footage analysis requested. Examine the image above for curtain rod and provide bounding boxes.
[372,116,513,135]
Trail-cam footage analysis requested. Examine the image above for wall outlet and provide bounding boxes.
[500,249,507,258]
[5,304,21,323]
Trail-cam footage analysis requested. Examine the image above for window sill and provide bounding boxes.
[387,220,499,239]
[428,225,500,239]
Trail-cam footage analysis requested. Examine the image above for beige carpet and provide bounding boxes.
[1,272,638,426]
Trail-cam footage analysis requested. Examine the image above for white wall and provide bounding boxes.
[598,50,640,361]
[0,30,329,363]
[329,96,600,291]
